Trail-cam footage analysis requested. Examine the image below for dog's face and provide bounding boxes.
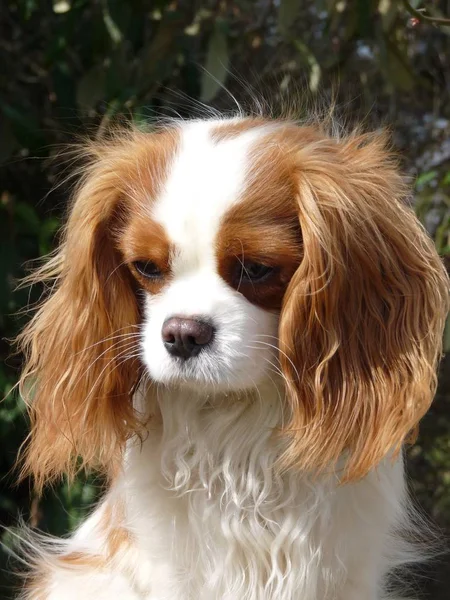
[121,121,302,390]
[19,117,448,490]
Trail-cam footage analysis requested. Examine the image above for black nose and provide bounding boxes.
[162,317,214,360]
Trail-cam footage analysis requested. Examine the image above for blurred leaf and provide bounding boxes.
[414,194,433,223]
[22,0,39,19]
[53,0,71,13]
[200,26,229,102]
[105,48,130,99]
[39,218,60,256]
[103,3,123,45]
[132,106,151,129]
[279,0,301,38]
[52,63,77,116]
[0,103,44,150]
[377,30,416,92]
[379,0,398,32]
[435,215,450,255]
[15,203,40,235]
[385,42,416,91]
[76,64,107,109]
[416,170,438,187]
[293,40,321,92]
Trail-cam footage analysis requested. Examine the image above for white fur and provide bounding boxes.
[20,120,426,600]
[143,120,278,390]
[20,388,416,600]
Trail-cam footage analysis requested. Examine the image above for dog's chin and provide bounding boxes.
[145,357,270,396]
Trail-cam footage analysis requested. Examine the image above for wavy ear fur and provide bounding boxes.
[17,129,174,492]
[279,130,449,481]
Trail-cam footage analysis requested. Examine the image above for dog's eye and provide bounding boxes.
[240,260,274,282]
[133,260,162,279]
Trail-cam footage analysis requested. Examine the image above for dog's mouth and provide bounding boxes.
[162,355,229,388]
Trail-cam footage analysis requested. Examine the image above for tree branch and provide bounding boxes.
[402,0,450,26]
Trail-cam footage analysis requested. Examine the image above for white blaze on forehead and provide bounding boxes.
[140,120,281,390]
[151,120,265,274]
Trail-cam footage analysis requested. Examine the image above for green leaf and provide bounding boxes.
[39,218,60,256]
[132,106,151,129]
[414,194,433,223]
[15,202,41,234]
[379,0,399,32]
[386,44,415,91]
[435,215,450,255]
[22,0,39,19]
[0,102,44,149]
[416,170,438,187]
[53,0,71,13]
[200,26,229,102]
[377,31,416,92]
[76,64,107,109]
[293,40,321,92]
[279,0,301,39]
[105,47,130,99]
[103,4,123,45]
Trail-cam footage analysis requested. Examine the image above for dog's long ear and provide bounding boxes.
[279,130,449,481]
[18,130,173,492]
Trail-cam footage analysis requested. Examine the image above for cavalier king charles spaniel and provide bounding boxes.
[17,116,448,600]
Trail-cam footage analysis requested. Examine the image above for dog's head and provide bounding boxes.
[19,118,448,490]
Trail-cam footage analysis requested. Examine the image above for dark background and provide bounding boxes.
[0,1,449,598]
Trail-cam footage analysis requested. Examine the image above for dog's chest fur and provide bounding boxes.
[98,386,408,600]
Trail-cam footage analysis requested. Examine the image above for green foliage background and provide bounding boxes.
[0,0,449,597]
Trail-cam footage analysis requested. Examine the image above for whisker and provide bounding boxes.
[250,340,300,381]
[79,346,141,409]
[245,347,283,377]
[75,330,141,355]
[76,339,139,383]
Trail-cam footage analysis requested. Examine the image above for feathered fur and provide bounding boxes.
[14,115,449,600]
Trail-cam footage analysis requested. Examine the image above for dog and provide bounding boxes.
[16,115,449,599]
